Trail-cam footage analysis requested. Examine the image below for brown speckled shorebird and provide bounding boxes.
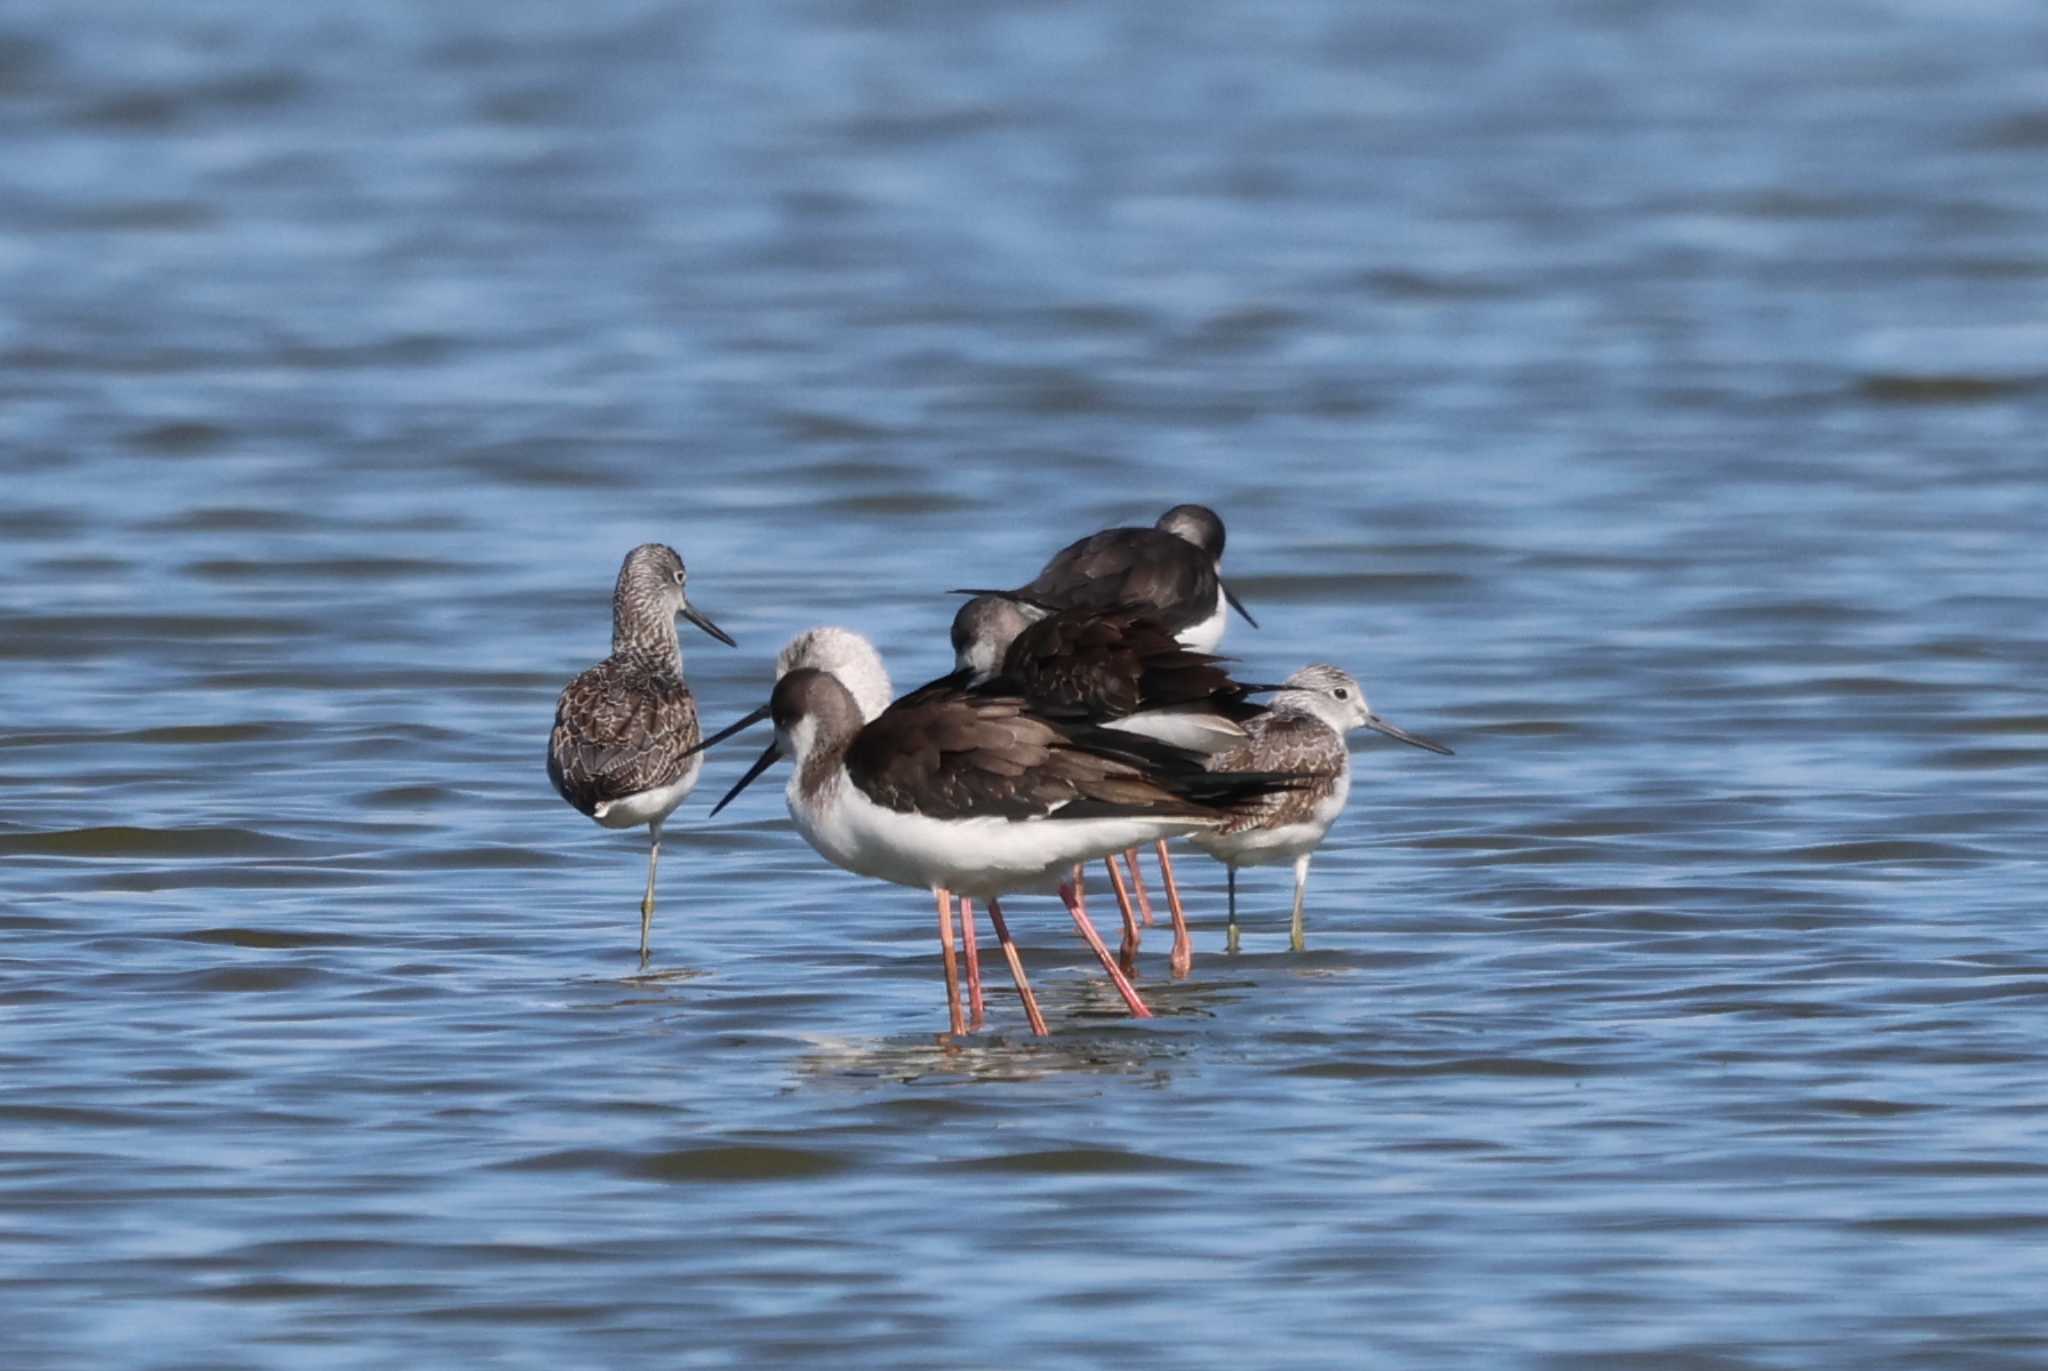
[547,543,735,965]
[1193,665,1451,954]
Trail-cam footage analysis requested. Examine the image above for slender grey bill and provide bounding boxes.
[1221,580,1258,629]
[1366,714,1453,756]
[710,740,782,817]
[681,701,770,759]
[682,602,737,648]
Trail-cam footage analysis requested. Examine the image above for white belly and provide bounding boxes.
[792,769,1214,900]
[1174,587,1228,654]
[1193,820,1326,867]
[590,756,702,829]
[1191,772,1348,867]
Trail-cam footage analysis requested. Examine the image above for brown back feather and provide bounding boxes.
[1207,712,1345,833]
[846,681,1220,823]
[547,657,702,816]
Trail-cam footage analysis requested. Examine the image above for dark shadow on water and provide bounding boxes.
[787,1021,1193,1088]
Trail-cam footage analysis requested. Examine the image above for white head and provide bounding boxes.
[776,626,892,722]
[1275,663,1452,755]
[949,595,1037,683]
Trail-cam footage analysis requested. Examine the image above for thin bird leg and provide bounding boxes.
[1289,854,1312,954]
[1226,865,1241,955]
[1123,848,1156,926]
[1156,839,1192,978]
[639,821,662,966]
[959,896,986,1029]
[1104,855,1140,975]
[1059,879,1154,1019]
[985,897,1049,1036]
[935,888,965,1036]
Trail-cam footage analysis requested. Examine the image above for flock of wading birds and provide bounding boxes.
[547,504,1453,1036]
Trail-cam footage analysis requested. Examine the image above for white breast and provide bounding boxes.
[790,767,1218,900]
[1174,586,1229,654]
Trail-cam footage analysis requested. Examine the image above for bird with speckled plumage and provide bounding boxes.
[548,543,735,965]
[1193,664,1451,954]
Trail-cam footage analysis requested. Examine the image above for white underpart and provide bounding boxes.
[1174,584,1229,654]
[777,627,893,722]
[1106,708,1248,754]
[591,754,704,830]
[1192,755,1351,867]
[788,763,1217,901]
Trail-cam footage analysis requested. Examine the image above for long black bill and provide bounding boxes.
[1221,580,1259,629]
[710,740,783,817]
[682,701,771,759]
[681,601,737,648]
[1366,714,1453,756]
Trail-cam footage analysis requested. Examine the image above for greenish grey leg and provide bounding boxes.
[1288,854,1311,953]
[639,821,663,964]
[1225,866,1241,955]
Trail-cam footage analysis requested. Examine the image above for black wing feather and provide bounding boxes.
[1020,528,1218,634]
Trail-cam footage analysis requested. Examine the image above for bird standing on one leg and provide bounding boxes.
[547,543,735,965]
[1193,665,1451,954]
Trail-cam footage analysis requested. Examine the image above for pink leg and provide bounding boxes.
[986,897,1049,1036]
[1104,855,1140,974]
[1124,848,1156,926]
[934,888,965,1037]
[1156,839,1192,978]
[1059,880,1154,1019]
[959,896,985,1029]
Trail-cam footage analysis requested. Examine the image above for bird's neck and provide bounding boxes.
[612,613,681,671]
[790,720,858,807]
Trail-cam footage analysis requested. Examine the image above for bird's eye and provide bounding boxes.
[1333,688,1349,700]
[672,570,684,585]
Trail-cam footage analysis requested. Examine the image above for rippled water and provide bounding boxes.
[5,2,2048,1366]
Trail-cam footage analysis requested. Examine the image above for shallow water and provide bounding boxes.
[4,2,2048,1366]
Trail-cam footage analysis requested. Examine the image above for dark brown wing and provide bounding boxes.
[1021,528,1218,634]
[1207,712,1345,833]
[999,606,1265,723]
[547,659,702,816]
[846,683,1227,823]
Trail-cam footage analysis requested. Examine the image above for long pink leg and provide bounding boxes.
[934,888,965,1037]
[959,896,986,1029]
[1059,880,1154,1019]
[1123,848,1156,926]
[1104,855,1141,975]
[985,897,1049,1036]
[1156,840,1192,978]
